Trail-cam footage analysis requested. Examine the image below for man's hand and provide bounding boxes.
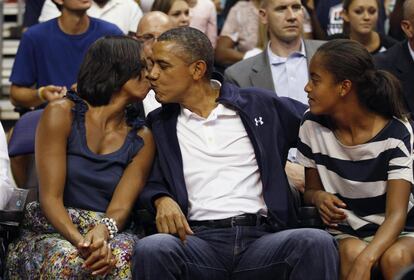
[40,85,67,102]
[154,196,194,242]
[285,161,305,193]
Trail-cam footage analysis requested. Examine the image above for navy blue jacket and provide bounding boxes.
[140,83,307,229]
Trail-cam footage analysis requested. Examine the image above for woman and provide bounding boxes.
[6,36,155,279]
[328,0,397,54]
[297,39,414,280]
[151,0,191,27]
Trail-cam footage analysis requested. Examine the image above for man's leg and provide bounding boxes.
[132,233,229,280]
[233,228,339,280]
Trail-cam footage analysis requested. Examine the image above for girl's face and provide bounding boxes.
[342,0,378,35]
[305,54,343,116]
[168,0,190,27]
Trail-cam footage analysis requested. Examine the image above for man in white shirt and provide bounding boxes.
[132,26,338,280]
[224,0,324,193]
[39,0,142,35]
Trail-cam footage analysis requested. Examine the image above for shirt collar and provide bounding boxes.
[267,40,306,65]
[408,42,414,62]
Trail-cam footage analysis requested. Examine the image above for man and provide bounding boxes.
[132,27,338,280]
[375,0,414,115]
[224,0,323,192]
[136,11,175,116]
[9,0,122,109]
[39,0,142,35]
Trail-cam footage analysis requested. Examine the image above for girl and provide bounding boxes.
[297,39,414,280]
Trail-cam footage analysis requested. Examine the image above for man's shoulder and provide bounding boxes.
[304,39,325,56]
[90,17,123,34]
[225,52,265,78]
[374,41,405,66]
[24,18,57,38]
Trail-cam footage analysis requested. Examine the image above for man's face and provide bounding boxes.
[260,0,304,43]
[56,0,92,11]
[136,21,173,58]
[147,41,194,104]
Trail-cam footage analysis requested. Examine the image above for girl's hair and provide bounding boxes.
[316,39,408,119]
[151,0,176,13]
[77,36,144,106]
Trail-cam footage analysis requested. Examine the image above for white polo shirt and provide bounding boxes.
[39,0,143,34]
[177,103,267,221]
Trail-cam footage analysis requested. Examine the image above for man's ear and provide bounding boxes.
[191,60,207,81]
[401,20,414,39]
[259,9,268,25]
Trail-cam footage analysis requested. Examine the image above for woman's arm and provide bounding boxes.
[36,100,83,246]
[105,126,155,230]
[347,179,411,279]
[82,127,155,275]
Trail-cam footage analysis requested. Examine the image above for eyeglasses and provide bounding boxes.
[135,33,159,44]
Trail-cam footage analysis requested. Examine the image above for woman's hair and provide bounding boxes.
[342,0,380,11]
[316,39,408,119]
[151,0,176,13]
[77,36,144,106]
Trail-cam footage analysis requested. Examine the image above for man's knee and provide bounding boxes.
[133,233,181,260]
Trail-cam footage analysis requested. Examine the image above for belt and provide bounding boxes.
[189,214,267,228]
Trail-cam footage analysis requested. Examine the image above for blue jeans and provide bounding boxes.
[132,224,339,279]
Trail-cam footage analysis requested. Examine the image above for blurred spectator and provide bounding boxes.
[151,0,190,27]
[0,123,12,210]
[388,0,406,40]
[188,0,217,47]
[39,0,143,35]
[215,0,260,67]
[9,0,122,110]
[23,0,46,29]
[328,0,397,54]
[375,0,414,114]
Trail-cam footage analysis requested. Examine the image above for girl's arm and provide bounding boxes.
[351,179,411,267]
[304,167,347,226]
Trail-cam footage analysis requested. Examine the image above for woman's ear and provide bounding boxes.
[340,10,350,23]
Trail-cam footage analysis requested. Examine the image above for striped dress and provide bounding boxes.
[297,111,414,237]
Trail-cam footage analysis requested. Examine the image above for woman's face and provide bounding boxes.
[305,54,343,116]
[168,0,190,27]
[343,0,378,35]
[122,69,151,101]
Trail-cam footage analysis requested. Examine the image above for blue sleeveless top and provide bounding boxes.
[63,92,145,212]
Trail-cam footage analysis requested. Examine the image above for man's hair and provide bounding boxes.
[77,36,145,106]
[403,0,414,21]
[158,27,214,79]
[52,0,63,11]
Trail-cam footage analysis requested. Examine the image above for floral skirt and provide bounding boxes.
[6,202,139,279]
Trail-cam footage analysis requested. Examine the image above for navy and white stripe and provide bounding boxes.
[297,111,414,237]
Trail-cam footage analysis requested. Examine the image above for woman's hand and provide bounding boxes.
[78,224,116,276]
[313,190,347,227]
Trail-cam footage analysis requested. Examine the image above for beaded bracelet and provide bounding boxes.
[100,217,118,239]
[37,86,47,102]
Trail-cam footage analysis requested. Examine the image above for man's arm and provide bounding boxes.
[10,84,67,108]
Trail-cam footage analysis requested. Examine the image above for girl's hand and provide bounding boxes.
[346,255,373,280]
[313,191,347,226]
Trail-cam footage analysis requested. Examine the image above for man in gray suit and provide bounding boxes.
[224,0,324,192]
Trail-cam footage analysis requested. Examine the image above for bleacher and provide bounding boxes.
[0,0,23,122]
